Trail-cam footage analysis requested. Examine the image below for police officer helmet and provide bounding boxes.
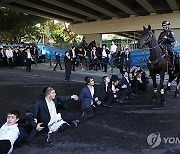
[162,21,170,26]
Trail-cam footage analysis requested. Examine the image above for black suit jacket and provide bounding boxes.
[97,82,111,101]
[26,95,71,130]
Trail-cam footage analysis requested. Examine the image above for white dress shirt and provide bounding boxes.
[0,122,20,153]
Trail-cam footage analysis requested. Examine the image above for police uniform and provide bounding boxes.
[158,21,175,68]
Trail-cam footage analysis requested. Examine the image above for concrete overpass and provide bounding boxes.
[1,0,180,46]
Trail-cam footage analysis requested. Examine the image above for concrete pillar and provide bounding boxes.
[83,33,102,46]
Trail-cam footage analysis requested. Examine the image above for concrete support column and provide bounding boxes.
[83,33,102,46]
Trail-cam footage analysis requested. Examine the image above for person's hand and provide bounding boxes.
[122,84,127,88]
[115,88,119,92]
[95,97,98,102]
[34,118,37,123]
[164,36,168,39]
[71,95,78,100]
[36,123,44,131]
[96,101,101,105]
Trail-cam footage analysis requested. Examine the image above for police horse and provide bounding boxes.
[137,25,169,106]
[165,52,180,97]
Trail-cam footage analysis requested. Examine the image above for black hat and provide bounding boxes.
[111,75,119,81]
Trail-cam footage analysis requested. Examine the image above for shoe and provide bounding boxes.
[116,99,123,104]
[70,121,78,128]
[53,69,56,71]
[60,69,64,70]
[103,104,112,108]
[64,80,68,82]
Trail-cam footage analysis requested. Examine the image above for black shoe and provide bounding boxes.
[116,99,123,104]
[53,69,56,71]
[103,104,112,108]
[70,121,78,128]
[60,68,64,70]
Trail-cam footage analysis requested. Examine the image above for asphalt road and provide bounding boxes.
[0,66,180,154]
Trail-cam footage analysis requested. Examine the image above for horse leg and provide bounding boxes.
[160,73,166,106]
[174,75,180,98]
[165,71,176,93]
[151,73,158,103]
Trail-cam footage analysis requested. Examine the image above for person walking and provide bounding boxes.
[53,52,63,71]
[64,51,71,81]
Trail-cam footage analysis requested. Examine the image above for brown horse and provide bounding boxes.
[137,25,168,106]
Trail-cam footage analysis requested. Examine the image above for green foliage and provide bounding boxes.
[0,7,46,43]
[0,7,81,47]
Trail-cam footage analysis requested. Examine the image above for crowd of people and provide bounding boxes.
[0,45,38,72]
[0,66,149,153]
[65,42,132,74]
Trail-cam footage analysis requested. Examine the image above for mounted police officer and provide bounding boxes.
[158,20,175,71]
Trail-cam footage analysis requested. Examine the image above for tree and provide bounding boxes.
[0,7,46,43]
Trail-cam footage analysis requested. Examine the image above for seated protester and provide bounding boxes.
[110,75,120,98]
[0,110,20,154]
[128,72,136,94]
[77,76,106,122]
[133,70,148,95]
[97,76,114,108]
[117,71,132,102]
[25,87,79,140]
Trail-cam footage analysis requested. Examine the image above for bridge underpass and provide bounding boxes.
[1,0,180,46]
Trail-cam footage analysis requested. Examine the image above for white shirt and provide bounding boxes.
[0,122,20,153]
[46,99,61,126]
[110,44,117,54]
[72,49,76,58]
[102,49,107,58]
[5,49,13,58]
[88,86,94,105]
[41,48,46,55]
[27,52,32,59]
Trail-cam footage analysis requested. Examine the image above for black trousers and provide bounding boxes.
[8,58,13,69]
[15,127,38,144]
[79,105,106,123]
[60,110,80,123]
[26,58,32,72]
[103,92,114,105]
[0,140,11,154]
[53,61,63,70]
[65,63,71,80]
[102,58,108,72]
[71,58,76,71]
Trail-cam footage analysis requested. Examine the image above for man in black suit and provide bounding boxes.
[101,44,110,72]
[26,87,79,136]
[69,46,77,71]
[53,52,63,71]
[97,76,113,108]
[117,71,132,101]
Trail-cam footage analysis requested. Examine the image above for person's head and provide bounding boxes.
[111,75,119,85]
[123,71,129,77]
[72,46,75,50]
[85,76,94,86]
[136,70,142,78]
[125,48,129,53]
[7,110,20,125]
[129,72,133,79]
[43,87,56,100]
[92,46,96,51]
[102,44,106,49]
[162,20,170,30]
[102,76,110,84]
[111,41,115,45]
